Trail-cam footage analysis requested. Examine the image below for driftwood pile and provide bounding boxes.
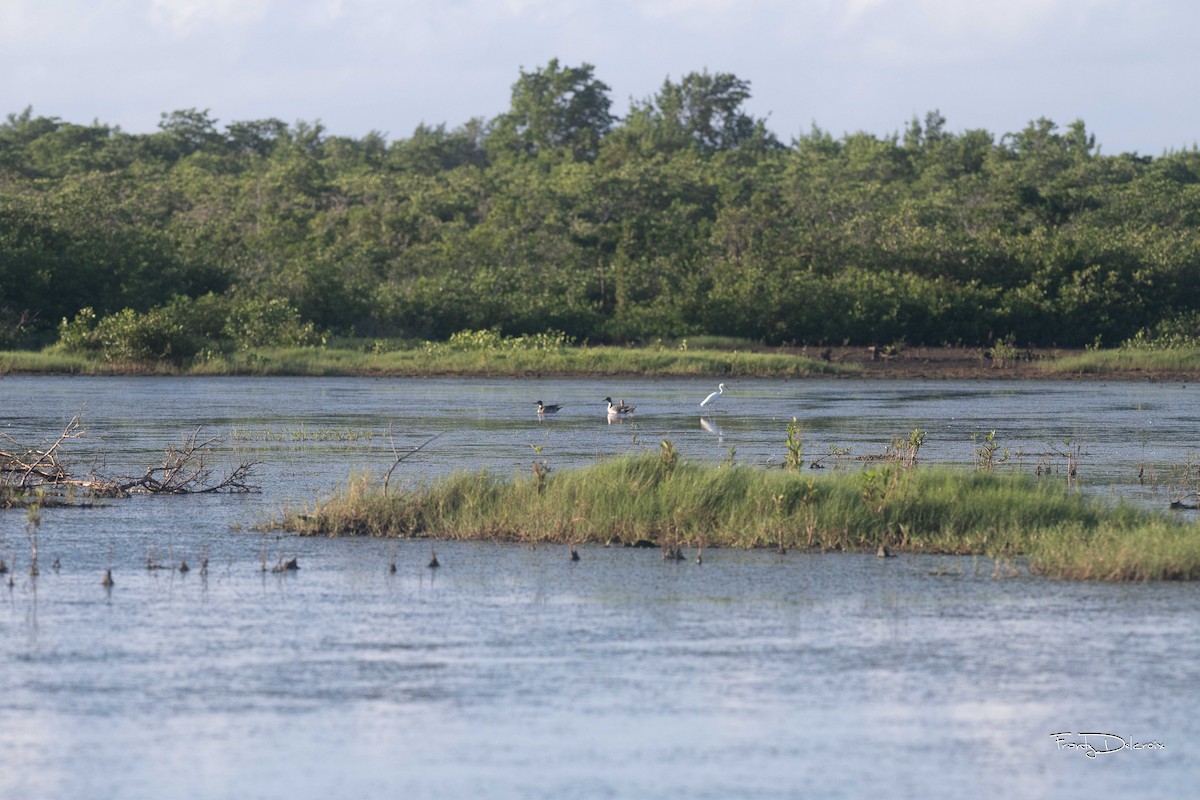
[2,416,259,500]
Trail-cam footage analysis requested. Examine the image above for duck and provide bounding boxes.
[536,400,564,414]
[604,396,636,416]
[700,383,727,408]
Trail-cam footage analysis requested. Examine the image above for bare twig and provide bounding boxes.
[383,432,442,497]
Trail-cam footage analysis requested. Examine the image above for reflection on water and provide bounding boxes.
[1,376,1198,799]
[699,415,723,442]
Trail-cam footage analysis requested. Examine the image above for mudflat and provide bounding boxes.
[807,346,1192,380]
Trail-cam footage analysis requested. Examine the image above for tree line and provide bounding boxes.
[2,59,1200,358]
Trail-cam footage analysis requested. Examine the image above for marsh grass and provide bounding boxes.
[0,350,179,375]
[3,344,852,378]
[1026,521,1200,580]
[12,342,1200,378]
[276,454,1197,579]
[1040,347,1200,375]
[212,344,851,378]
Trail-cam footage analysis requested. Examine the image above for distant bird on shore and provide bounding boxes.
[536,400,564,415]
[605,397,636,417]
[700,383,727,408]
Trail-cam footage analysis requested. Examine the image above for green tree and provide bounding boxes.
[489,59,614,161]
[626,71,778,156]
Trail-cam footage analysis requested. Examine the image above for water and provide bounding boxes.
[1,376,1197,798]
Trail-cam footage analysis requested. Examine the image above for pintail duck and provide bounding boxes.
[604,396,635,416]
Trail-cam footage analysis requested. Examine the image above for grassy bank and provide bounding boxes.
[278,454,1200,581]
[0,350,180,375]
[1036,347,1200,376]
[1,343,851,378]
[9,342,1200,379]
[190,344,852,377]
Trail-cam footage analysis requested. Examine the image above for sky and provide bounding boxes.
[2,0,1198,156]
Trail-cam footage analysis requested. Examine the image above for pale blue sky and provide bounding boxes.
[3,0,1197,154]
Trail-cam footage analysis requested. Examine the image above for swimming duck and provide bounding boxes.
[536,400,564,414]
[604,396,635,416]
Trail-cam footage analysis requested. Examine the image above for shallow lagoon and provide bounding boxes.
[1,376,1197,798]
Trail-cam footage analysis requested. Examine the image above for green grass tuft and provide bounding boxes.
[1039,347,1200,376]
[274,455,1200,580]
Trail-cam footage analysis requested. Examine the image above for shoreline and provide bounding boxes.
[3,345,1199,381]
[810,346,1196,381]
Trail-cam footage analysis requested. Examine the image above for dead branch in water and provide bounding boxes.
[2,419,260,499]
[1,415,83,489]
[101,428,259,495]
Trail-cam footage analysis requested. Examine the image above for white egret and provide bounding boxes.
[700,383,727,408]
[536,401,563,414]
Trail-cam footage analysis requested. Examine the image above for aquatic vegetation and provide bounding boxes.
[1049,439,1082,486]
[973,430,1007,471]
[277,453,1200,580]
[1026,521,1200,581]
[891,428,926,468]
[230,425,380,443]
[985,335,1022,369]
[25,501,41,577]
[785,417,803,471]
[531,444,551,495]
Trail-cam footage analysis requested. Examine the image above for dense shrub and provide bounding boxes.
[54,293,316,363]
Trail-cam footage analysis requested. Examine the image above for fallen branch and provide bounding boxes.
[2,420,260,499]
[1170,492,1200,510]
[1,415,83,488]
